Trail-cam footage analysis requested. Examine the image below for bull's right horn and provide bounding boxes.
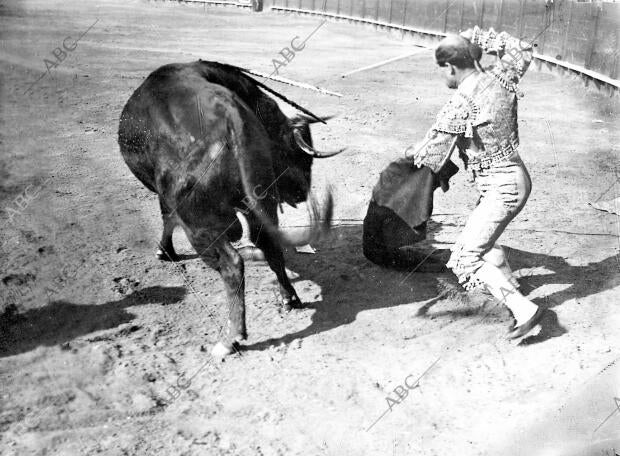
[293,129,345,158]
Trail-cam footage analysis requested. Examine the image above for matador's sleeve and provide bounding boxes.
[470,26,533,91]
[411,91,481,173]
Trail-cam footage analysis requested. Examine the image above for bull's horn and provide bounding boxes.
[292,114,336,127]
[293,129,345,158]
[307,115,335,124]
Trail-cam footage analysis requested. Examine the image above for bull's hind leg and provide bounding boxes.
[252,227,302,311]
[216,240,247,345]
[186,228,247,358]
[156,197,180,261]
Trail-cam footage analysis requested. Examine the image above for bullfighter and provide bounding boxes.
[408,26,545,339]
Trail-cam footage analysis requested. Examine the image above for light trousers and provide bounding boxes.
[447,152,532,290]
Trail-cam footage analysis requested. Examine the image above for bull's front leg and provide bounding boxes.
[253,230,302,311]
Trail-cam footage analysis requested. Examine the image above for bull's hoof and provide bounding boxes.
[156,248,179,262]
[283,295,303,312]
[211,341,240,359]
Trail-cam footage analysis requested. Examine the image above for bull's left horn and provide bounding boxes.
[306,115,335,124]
[292,114,336,125]
[293,129,345,158]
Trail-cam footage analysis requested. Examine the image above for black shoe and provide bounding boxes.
[506,307,545,340]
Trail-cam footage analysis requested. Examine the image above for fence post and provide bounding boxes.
[497,0,504,29]
[362,0,366,18]
[479,0,486,29]
[611,43,619,80]
[443,0,450,33]
[560,0,574,61]
[539,1,551,54]
[458,0,465,32]
[585,3,601,70]
[518,0,525,38]
[375,0,379,23]
[336,0,340,15]
[350,0,354,17]
[322,0,327,13]
[402,0,409,32]
[388,0,393,24]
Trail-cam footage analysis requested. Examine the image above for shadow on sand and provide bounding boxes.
[0,286,186,357]
[2,224,617,356]
[243,225,618,351]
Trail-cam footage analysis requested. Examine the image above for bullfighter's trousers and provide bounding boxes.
[447,152,532,290]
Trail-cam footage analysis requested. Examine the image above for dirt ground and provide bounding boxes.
[1,1,619,455]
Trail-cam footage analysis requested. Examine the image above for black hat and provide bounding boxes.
[435,34,482,69]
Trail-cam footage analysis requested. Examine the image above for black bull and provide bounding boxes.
[118,60,343,357]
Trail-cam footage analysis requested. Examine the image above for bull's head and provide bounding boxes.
[277,114,344,207]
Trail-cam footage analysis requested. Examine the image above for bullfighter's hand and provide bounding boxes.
[404,144,418,165]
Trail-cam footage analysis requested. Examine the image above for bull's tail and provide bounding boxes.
[230,131,333,247]
[271,192,333,247]
[244,181,333,248]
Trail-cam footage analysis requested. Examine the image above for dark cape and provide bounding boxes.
[362,158,458,270]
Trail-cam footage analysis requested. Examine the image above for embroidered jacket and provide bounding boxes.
[412,27,533,173]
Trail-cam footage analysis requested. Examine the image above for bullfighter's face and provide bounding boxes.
[439,63,459,89]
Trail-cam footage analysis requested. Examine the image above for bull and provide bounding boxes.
[118,60,343,357]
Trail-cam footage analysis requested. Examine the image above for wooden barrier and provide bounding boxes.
[157,0,619,93]
[270,0,619,94]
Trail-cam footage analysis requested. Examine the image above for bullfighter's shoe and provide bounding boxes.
[506,306,545,340]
